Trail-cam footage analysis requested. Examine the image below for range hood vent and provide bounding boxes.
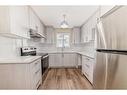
[29,29,45,38]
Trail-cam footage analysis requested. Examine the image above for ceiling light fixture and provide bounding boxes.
[60,14,69,28]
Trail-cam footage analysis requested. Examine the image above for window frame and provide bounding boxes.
[56,32,70,48]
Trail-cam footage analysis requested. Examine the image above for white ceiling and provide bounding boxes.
[31,6,99,28]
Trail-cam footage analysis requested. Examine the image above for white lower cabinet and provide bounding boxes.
[77,54,82,67]
[0,58,42,89]
[49,53,77,68]
[49,53,62,67]
[82,55,94,84]
[63,53,77,67]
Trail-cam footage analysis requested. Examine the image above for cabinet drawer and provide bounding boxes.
[84,63,90,69]
[82,66,89,79]
[33,68,42,88]
[88,71,93,84]
[30,59,41,69]
[82,65,90,74]
[82,66,93,83]
[30,59,41,74]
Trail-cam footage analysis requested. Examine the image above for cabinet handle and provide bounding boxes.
[86,58,90,60]
[85,64,90,68]
[35,69,40,74]
[34,62,38,66]
[34,61,39,65]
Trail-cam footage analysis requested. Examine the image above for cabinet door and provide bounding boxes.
[82,55,94,84]
[77,54,82,67]
[45,26,55,43]
[55,53,63,67]
[39,21,45,37]
[0,7,10,34]
[81,25,85,43]
[49,54,62,67]
[0,64,31,89]
[36,17,43,36]
[63,53,77,67]
[88,58,94,84]
[49,54,55,67]
[82,56,89,73]
[10,6,29,38]
[72,27,80,43]
[29,8,38,31]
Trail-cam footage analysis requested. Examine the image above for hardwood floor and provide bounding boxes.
[39,68,93,90]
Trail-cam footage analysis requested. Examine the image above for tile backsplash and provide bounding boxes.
[0,36,22,58]
[0,35,95,58]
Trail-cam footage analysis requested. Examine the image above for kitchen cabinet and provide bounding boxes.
[45,26,55,43]
[49,53,62,67]
[71,27,81,44]
[49,53,77,67]
[29,7,38,31]
[82,55,94,84]
[63,53,77,67]
[29,7,45,38]
[0,6,30,39]
[0,58,42,89]
[81,10,98,43]
[100,6,115,17]
[77,53,82,67]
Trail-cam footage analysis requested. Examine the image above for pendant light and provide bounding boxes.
[60,14,69,28]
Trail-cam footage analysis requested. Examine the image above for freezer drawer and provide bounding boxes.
[94,51,127,89]
[106,53,127,89]
[93,52,107,89]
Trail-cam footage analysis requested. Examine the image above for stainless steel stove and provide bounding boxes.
[20,47,49,76]
[20,47,37,56]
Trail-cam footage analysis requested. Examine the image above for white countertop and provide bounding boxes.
[0,51,94,64]
[76,51,95,59]
[38,51,95,59]
[0,56,41,64]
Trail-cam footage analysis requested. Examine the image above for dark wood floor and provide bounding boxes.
[39,68,93,90]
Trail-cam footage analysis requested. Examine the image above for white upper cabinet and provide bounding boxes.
[29,7,45,38]
[81,6,115,43]
[45,26,55,44]
[71,27,81,44]
[29,7,38,31]
[0,6,30,39]
[81,11,98,43]
[100,6,115,17]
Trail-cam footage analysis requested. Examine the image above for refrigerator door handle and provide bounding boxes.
[96,20,107,49]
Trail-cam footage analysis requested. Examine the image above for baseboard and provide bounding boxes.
[49,66,77,69]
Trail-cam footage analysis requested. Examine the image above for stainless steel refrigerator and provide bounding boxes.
[93,6,127,89]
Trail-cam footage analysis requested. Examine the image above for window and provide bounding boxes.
[56,33,70,47]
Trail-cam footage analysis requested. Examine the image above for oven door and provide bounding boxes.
[42,55,49,75]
